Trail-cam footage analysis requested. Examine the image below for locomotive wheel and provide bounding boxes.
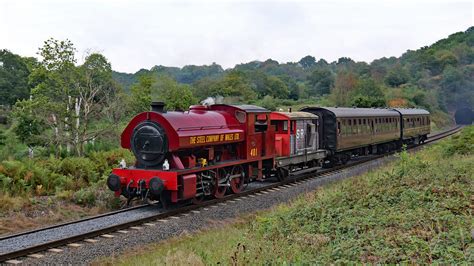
[212,169,227,199]
[229,165,245,194]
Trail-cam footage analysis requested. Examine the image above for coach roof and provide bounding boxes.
[393,108,430,115]
[303,107,399,118]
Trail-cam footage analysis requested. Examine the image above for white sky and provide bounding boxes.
[0,0,472,73]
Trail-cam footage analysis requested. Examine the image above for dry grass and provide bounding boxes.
[0,195,103,235]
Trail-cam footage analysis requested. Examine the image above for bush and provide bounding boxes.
[60,157,99,185]
[73,187,96,206]
[87,148,134,178]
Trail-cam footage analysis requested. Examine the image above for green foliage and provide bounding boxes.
[350,95,385,108]
[154,75,197,110]
[38,38,76,71]
[437,126,474,157]
[0,129,5,146]
[12,100,44,145]
[385,65,409,87]
[307,68,334,95]
[298,55,316,69]
[73,187,97,206]
[259,95,278,111]
[128,74,197,112]
[129,74,155,113]
[350,78,386,107]
[0,148,132,199]
[0,49,32,105]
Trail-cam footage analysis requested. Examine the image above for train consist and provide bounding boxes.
[107,102,430,206]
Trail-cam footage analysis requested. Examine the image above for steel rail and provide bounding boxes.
[0,126,463,262]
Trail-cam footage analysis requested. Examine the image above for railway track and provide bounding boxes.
[0,126,463,263]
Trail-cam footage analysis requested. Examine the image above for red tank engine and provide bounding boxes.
[107,103,275,205]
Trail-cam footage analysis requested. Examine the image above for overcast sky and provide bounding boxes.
[0,0,472,73]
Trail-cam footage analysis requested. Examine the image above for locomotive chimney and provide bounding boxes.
[151,101,166,113]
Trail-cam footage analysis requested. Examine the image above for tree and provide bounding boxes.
[264,76,289,99]
[72,53,121,155]
[307,69,334,95]
[12,99,44,146]
[39,38,76,71]
[299,55,316,69]
[385,65,409,87]
[154,75,196,110]
[129,74,155,114]
[330,71,358,106]
[260,95,277,110]
[0,50,31,105]
[12,39,121,156]
[349,78,386,107]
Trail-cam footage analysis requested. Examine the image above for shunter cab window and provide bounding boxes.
[255,114,268,132]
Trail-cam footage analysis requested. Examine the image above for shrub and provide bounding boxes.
[87,148,134,178]
[73,187,96,206]
[60,157,98,185]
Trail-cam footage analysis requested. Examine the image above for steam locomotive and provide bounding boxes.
[107,102,430,206]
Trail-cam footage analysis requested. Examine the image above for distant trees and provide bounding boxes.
[385,65,409,87]
[299,55,316,69]
[331,71,358,106]
[350,79,386,107]
[307,69,334,95]
[154,75,196,111]
[129,74,197,112]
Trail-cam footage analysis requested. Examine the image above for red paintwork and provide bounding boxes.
[113,104,278,202]
[112,168,178,190]
[269,112,292,156]
[181,174,197,200]
[121,105,245,151]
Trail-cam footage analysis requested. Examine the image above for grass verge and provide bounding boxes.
[97,126,473,265]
